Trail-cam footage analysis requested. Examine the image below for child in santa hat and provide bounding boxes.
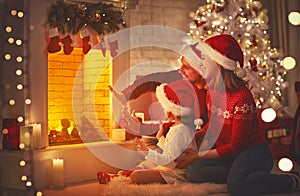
[175,34,300,195]
[97,79,203,184]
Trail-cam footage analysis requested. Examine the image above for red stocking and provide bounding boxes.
[80,28,91,54]
[61,35,73,55]
[109,39,119,57]
[99,38,107,57]
[47,27,61,53]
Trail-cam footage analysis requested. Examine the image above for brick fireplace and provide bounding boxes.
[48,48,112,145]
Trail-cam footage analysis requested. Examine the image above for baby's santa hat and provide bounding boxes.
[182,34,246,78]
[156,79,200,119]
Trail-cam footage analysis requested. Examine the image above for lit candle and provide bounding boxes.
[52,158,65,189]
[20,126,33,150]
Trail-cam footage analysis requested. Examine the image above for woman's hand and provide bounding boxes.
[134,137,149,156]
[175,148,200,169]
[108,85,127,106]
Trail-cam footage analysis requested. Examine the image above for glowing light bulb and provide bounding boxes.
[26,181,32,187]
[17,84,23,90]
[278,157,293,172]
[36,191,43,196]
[17,116,24,122]
[18,11,24,18]
[9,99,15,105]
[21,175,27,181]
[15,39,22,46]
[8,37,14,44]
[25,99,31,105]
[5,26,12,33]
[19,160,26,166]
[16,69,22,75]
[288,11,300,26]
[282,56,296,70]
[2,128,9,134]
[11,10,17,16]
[19,143,25,149]
[16,56,23,62]
[4,53,11,60]
[261,108,276,123]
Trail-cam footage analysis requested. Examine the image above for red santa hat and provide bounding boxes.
[182,34,247,78]
[156,79,200,118]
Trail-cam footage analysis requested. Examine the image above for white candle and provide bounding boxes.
[52,158,65,188]
[20,126,33,150]
[111,128,126,141]
[29,123,42,149]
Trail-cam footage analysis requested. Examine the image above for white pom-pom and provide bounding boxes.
[194,118,204,127]
[234,67,247,78]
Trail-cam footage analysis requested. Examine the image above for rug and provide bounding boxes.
[105,176,228,196]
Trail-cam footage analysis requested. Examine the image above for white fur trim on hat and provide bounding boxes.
[181,45,205,75]
[156,84,192,116]
[195,42,237,71]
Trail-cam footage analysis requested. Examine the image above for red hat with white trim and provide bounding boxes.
[182,34,247,78]
[156,79,200,118]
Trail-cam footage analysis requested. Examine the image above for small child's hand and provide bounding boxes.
[134,137,149,156]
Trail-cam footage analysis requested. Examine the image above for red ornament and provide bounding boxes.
[249,57,258,72]
[194,20,206,28]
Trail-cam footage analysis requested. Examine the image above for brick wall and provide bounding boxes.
[128,0,204,82]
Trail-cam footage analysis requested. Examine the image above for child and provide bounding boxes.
[97,79,202,184]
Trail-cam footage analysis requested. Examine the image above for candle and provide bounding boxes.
[52,158,65,189]
[111,128,126,141]
[28,123,42,149]
[20,126,33,150]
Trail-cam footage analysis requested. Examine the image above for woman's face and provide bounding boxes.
[200,55,219,80]
[179,57,202,83]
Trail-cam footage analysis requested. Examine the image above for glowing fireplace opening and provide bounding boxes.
[48,48,112,146]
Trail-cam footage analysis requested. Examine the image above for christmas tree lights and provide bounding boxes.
[188,0,294,116]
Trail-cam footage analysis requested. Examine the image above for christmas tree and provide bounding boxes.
[188,0,290,116]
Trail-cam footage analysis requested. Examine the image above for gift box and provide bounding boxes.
[2,119,21,150]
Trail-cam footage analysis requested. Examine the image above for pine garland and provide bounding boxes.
[46,0,126,35]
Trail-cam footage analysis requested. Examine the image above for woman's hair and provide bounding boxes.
[220,66,248,90]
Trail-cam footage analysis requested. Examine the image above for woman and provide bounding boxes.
[175,34,300,195]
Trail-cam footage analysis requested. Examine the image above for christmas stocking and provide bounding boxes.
[99,38,107,57]
[47,27,61,53]
[61,34,73,55]
[108,35,119,57]
[80,28,91,54]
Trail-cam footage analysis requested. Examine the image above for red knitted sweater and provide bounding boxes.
[203,86,266,161]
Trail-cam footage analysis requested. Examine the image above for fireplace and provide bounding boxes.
[48,48,112,146]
